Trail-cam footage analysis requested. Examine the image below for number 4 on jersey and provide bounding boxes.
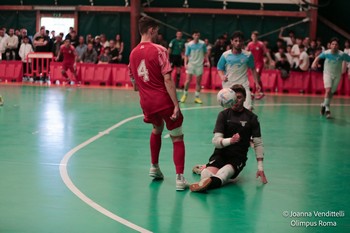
[137,59,149,82]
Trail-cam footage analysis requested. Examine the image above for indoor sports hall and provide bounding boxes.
[0,1,349,233]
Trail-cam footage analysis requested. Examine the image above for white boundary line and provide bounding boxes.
[59,103,350,232]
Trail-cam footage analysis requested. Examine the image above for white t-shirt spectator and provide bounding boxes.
[299,51,309,71]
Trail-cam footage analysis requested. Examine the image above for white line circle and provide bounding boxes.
[59,103,350,232]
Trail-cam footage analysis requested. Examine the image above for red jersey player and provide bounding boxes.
[56,39,78,85]
[128,17,188,191]
[246,31,268,100]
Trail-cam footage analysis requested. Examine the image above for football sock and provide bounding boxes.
[173,140,185,174]
[150,132,161,165]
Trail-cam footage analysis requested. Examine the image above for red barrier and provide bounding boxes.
[342,73,350,96]
[261,70,278,92]
[310,71,324,94]
[26,52,54,78]
[0,61,23,82]
[277,71,311,93]
[111,64,131,86]
[211,67,222,90]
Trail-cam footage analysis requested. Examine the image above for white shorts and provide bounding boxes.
[186,64,203,76]
[323,73,341,93]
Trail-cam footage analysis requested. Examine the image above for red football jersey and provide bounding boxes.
[60,45,76,65]
[129,42,173,115]
[246,41,265,65]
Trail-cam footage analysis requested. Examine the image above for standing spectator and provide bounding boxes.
[217,31,259,111]
[69,31,79,47]
[5,28,19,60]
[291,37,303,69]
[316,37,325,52]
[156,33,168,48]
[294,44,309,72]
[52,35,63,60]
[33,27,49,52]
[75,36,87,61]
[86,34,93,44]
[204,38,212,67]
[342,39,350,76]
[81,42,98,64]
[115,34,124,62]
[128,17,188,191]
[108,40,119,64]
[64,27,74,40]
[279,28,295,46]
[180,30,207,104]
[312,37,350,119]
[212,36,226,66]
[168,30,185,88]
[0,28,7,59]
[56,39,78,85]
[19,36,34,79]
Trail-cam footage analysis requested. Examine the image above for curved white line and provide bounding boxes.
[59,103,350,232]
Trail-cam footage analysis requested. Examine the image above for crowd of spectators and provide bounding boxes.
[1,24,350,78]
[0,26,124,65]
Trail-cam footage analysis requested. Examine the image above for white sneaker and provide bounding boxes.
[149,165,164,180]
[192,164,206,175]
[176,174,188,191]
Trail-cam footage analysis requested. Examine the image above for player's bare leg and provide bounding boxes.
[180,73,192,103]
[194,75,203,104]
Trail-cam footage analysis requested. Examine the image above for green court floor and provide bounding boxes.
[0,84,349,233]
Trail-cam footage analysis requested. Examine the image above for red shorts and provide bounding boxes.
[255,63,264,76]
[143,107,183,130]
[62,63,75,72]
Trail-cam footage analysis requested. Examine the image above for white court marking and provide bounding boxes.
[59,103,350,232]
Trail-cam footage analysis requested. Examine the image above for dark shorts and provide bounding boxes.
[170,55,183,68]
[143,107,183,131]
[206,150,247,179]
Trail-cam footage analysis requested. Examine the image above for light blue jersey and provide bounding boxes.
[185,39,207,66]
[217,49,255,88]
[319,49,350,77]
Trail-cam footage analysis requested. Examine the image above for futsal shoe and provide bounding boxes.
[254,92,265,100]
[192,164,206,175]
[176,174,188,191]
[190,177,212,192]
[320,104,326,116]
[325,111,331,119]
[194,97,203,104]
[180,94,187,103]
[149,165,164,180]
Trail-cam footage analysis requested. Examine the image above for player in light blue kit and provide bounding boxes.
[180,31,207,104]
[217,31,260,111]
[312,37,350,119]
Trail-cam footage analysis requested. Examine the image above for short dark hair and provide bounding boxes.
[252,30,259,36]
[231,84,246,98]
[138,17,158,35]
[231,31,244,40]
[329,37,339,44]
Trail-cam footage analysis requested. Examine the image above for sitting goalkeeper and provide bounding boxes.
[190,84,268,192]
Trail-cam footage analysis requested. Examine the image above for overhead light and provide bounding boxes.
[125,0,129,7]
[33,6,76,11]
[183,0,189,8]
[223,0,227,10]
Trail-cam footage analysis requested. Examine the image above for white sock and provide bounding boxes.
[195,91,200,98]
[214,164,235,185]
[201,168,214,179]
[183,90,188,95]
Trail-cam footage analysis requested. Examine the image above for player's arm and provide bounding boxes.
[212,132,240,149]
[164,72,180,120]
[217,55,228,82]
[253,137,267,184]
[311,53,322,69]
[128,64,138,91]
